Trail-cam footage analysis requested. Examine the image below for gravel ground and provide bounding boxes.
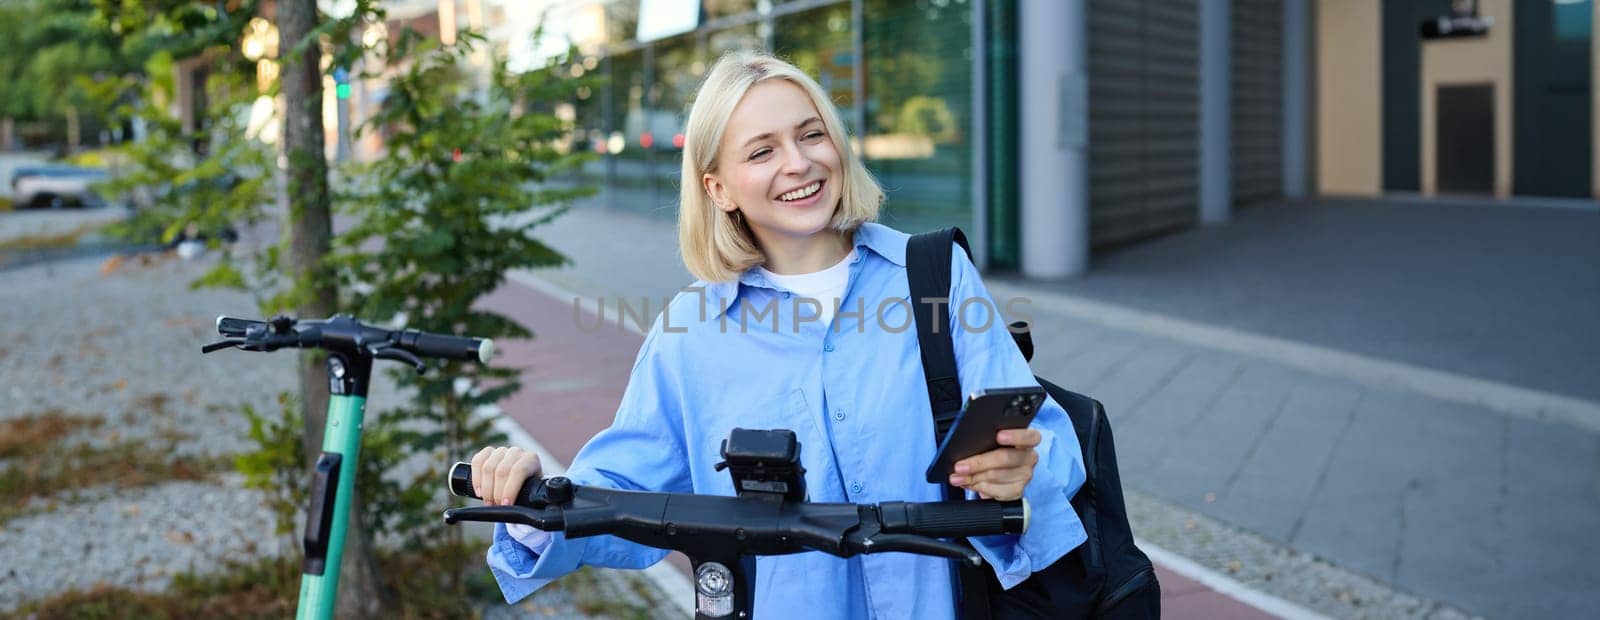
[0,252,290,611]
[0,241,671,618]
[1127,489,1480,620]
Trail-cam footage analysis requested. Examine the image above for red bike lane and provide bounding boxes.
[478,278,1283,619]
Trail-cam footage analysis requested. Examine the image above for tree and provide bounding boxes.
[94,1,593,612]
[0,0,141,150]
[92,0,386,610]
[272,0,393,616]
[331,25,594,564]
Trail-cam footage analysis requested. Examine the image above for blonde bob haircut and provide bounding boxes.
[678,51,883,283]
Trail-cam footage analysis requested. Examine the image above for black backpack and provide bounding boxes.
[906,228,1161,619]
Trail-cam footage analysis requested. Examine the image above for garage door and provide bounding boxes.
[1232,0,1283,206]
[1088,0,1200,247]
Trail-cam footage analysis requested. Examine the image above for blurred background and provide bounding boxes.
[1,1,1596,619]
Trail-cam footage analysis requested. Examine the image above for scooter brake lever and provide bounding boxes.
[371,346,426,374]
[201,339,247,354]
[442,505,564,530]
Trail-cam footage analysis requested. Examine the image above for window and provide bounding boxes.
[1553,0,1592,42]
[774,3,857,133]
[863,0,975,233]
[649,34,703,207]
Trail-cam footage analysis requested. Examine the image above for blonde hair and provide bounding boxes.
[677,51,883,283]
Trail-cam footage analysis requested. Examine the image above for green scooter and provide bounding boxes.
[204,314,493,620]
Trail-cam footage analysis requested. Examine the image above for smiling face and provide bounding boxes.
[702,80,844,259]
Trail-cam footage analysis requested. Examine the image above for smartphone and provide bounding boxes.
[924,386,1048,485]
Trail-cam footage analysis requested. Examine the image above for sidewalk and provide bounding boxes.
[488,198,1600,618]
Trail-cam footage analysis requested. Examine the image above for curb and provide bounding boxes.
[1139,539,1332,620]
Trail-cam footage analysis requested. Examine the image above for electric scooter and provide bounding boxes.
[204,314,494,620]
[443,427,1029,620]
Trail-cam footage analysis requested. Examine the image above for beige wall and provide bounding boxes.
[1420,0,1514,197]
[1316,0,1384,195]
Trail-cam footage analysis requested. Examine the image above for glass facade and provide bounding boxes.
[773,3,857,132]
[567,0,992,254]
[861,0,974,235]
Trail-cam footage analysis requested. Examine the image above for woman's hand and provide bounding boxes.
[948,428,1041,502]
[471,446,543,506]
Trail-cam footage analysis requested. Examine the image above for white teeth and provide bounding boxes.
[779,181,821,202]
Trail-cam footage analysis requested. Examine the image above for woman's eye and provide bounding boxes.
[803,130,825,141]
[748,148,772,161]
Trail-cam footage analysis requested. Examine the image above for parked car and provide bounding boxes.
[10,165,110,208]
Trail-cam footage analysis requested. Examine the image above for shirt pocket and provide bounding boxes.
[693,387,814,492]
[702,387,809,432]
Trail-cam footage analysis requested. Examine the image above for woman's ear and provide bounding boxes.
[702,173,736,213]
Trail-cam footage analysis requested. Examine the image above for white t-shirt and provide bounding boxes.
[505,250,859,552]
[755,248,856,327]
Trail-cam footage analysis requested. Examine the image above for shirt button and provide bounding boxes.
[851,483,863,494]
[782,291,792,299]
[833,409,846,421]
[823,343,834,352]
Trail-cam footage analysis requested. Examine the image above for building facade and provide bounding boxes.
[399,0,1594,274]
[504,0,1316,273]
[1317,0,1597,202]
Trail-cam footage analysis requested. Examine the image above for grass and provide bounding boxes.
[0,409,230,524]
[2,537,668,620]
[4,540,643,620]
[0,409,102,458]
[7,555,300,620]
[0,220,106,252]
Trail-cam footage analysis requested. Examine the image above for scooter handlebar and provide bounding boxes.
[878,498,1029,537]
[447,461,558,506]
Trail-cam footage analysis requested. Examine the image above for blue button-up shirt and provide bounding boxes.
[488,222,1087,619]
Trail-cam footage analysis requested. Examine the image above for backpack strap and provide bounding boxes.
[906,227,992,620]
[906,228,972,440]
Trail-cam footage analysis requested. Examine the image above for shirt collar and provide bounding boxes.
[701,222,907,319]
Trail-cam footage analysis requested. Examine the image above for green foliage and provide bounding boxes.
[67,0,279,306]
[0,0,119,147]
[71,0,596,606]
[97,50,279,306]
[234,391,308,539]
[15,540,522,619]
[897,95,959,143]
[0,0,252,146]
[331,27,596,552]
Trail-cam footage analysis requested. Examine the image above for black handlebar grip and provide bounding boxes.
[879,500,1029,537]
[448,461,477,498]
[404,330,494,363]
[446,462,557,507]
[216,315,266,337]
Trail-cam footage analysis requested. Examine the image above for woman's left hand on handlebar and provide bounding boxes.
[948,428,1041,501]
[471,446,542,506]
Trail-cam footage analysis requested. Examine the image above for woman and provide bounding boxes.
[473,51,1087,619]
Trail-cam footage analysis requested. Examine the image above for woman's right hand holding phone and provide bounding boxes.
[949,428,1042,501]
[471,446,542,506]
